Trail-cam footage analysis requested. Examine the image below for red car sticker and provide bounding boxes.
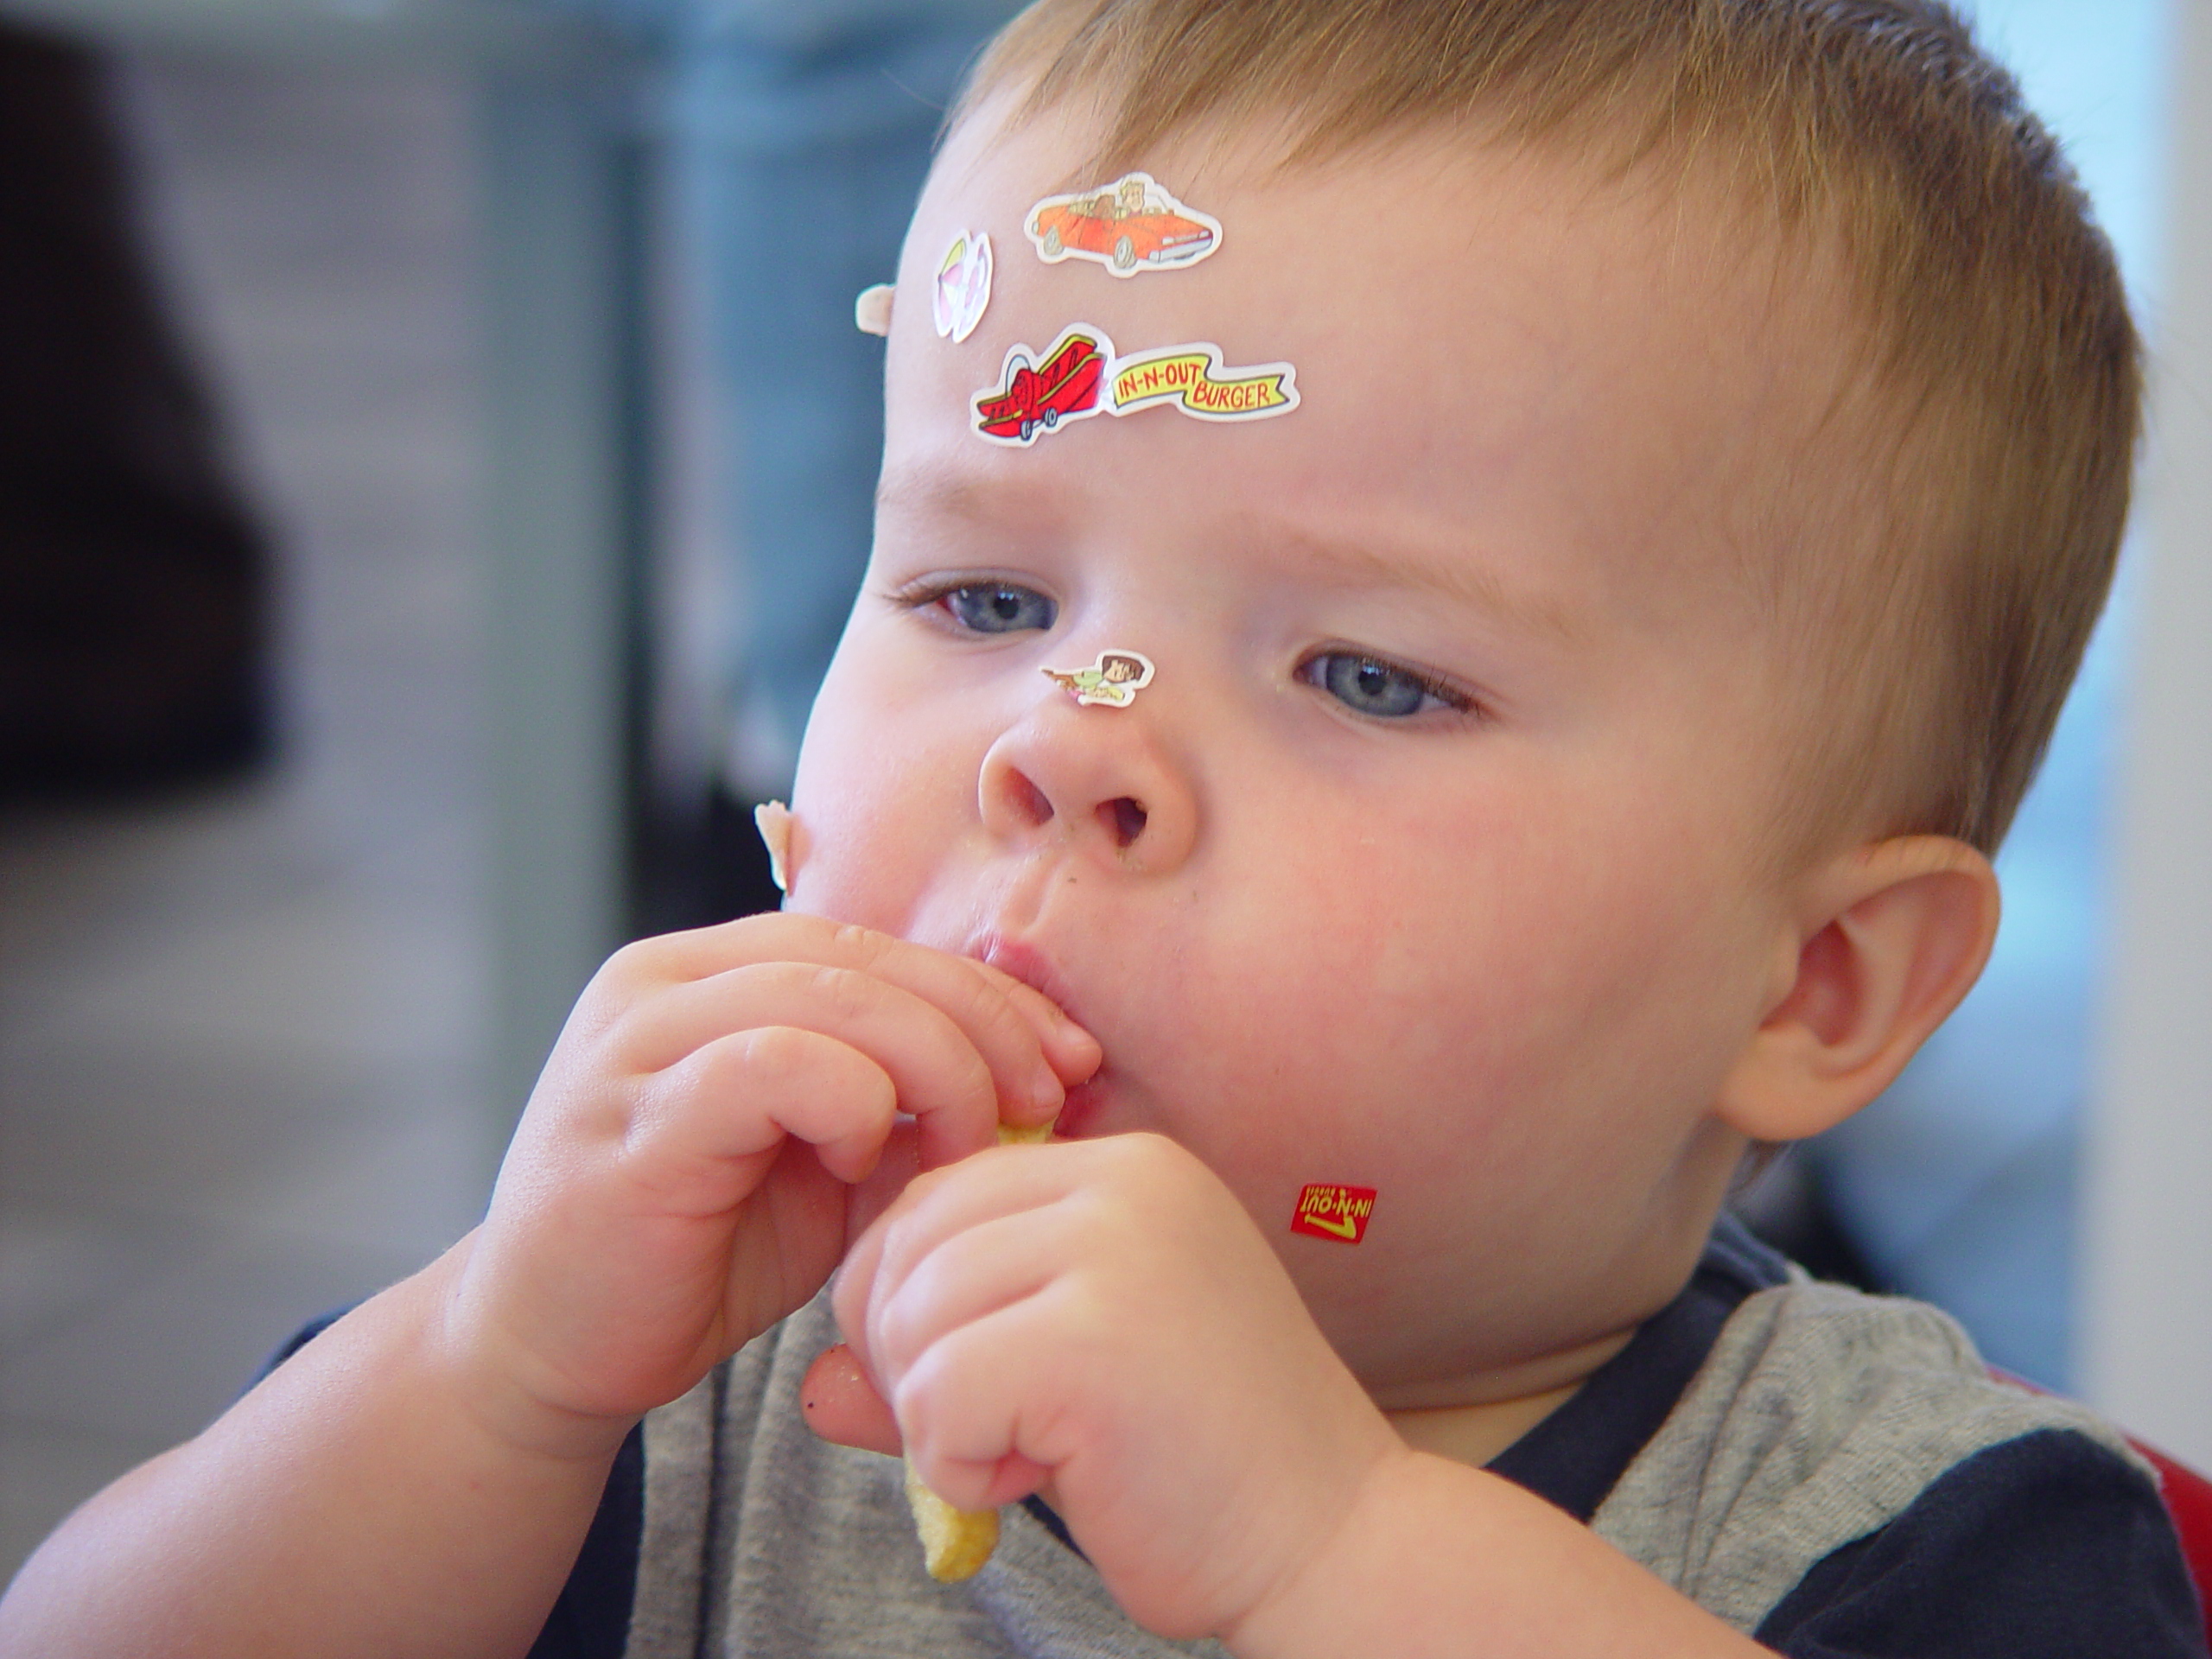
[972,324,1115,446]
[1025,171,1224,278]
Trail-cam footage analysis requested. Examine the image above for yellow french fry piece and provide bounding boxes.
[904,1459,1001,1582]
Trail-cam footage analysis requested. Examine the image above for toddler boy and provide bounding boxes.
[3,1,2204,1656]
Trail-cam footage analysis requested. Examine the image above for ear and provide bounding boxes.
[1716,836,1999,1142]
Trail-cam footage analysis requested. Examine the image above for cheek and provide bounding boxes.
[788,648,984,933]
[1145,769,1753,1200]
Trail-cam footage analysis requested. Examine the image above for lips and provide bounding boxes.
[970,934,1086,1032]
[966,933,1114,1139]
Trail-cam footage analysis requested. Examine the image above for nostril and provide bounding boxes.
[1100,796,1147,849]
[1010,772,1055,828]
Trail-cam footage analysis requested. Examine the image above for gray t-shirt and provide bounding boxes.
[616,1226,2192,1658]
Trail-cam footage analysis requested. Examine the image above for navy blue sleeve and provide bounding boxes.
[525,1424,644,1659]
[262,1314,645,1659]
[1756,1427,2209,1658]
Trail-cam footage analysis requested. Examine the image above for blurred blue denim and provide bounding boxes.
[658,0,1021,795]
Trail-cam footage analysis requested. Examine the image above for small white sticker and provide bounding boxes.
[1043,650,1155,708]
[931,232,994,342]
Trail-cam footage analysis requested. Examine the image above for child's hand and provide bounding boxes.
[444,915,1100,1456]
[826,1133,1405,1643]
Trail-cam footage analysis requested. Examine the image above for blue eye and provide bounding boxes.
[941,582,1058,634]
[1306,652,1465,719]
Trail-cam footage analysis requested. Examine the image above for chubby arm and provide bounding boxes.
[0,916,1096,1659]
[825,1133,1769,1659]
[1226,1452,1770,1659]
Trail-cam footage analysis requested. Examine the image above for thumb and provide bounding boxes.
[800,1343,904,1456]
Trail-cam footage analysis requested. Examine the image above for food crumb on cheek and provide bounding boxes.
[753,800,795,894]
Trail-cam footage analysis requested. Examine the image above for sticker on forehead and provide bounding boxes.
[1108,341,1298,423]
[972,324,1115,446]
[1026,171,1222,277]
[931,231,993,342]
[1290,1184,1376,1244]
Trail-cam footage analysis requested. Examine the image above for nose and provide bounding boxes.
[977,685,1198,875]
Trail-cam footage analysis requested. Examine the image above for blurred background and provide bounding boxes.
[2,0,2208,1587]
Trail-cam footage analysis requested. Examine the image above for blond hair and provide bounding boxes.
[952,0,2139,855]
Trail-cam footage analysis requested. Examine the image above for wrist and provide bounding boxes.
[413,1234,641,1467]
[1220,1442,1429,1659]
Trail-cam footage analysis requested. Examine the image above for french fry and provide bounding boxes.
[905,1461,1000,1581]
[903,1116,1056,1580]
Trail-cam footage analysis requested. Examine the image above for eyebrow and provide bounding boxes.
[1260,519,1586,646]
[877,467,1584,645]
[876,467,1053,527]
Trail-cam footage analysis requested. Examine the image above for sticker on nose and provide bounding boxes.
[1291,1183,1376,1243]
[1043,649,1154,708]
[1026,171,1222,277]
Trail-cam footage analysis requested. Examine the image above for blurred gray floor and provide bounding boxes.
[0,55,493,1580]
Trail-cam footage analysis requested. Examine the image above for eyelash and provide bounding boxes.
[1297,650,1480,721]
[889,575,1058,631]
[889,579,1480,721]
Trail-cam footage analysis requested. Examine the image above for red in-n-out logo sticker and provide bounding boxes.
[1290,1183,1376,1244]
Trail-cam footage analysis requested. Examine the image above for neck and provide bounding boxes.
[1379,1325,1637,1468]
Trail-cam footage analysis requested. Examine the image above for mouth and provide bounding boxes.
[969,933,1085,1030]
[967,933,1113,1139]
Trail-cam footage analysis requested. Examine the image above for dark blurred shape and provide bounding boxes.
[0,20,270,801]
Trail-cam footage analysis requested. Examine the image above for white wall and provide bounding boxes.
[2083,0,2212,1467]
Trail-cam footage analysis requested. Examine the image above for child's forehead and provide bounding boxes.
[892,104,1859,618]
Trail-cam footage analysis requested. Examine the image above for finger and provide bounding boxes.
[631,1026,898,1196]
[627,917,1079,1116]
[867,1204,1077,1390]
[640,964,1006,1165]
[637,955,1065,1150]
[893,1294,1083,1511]
[834,1142,1082,1382]
[844,1119,925,1247]
[799,1343,904,1456]
[952,957,1103,1094]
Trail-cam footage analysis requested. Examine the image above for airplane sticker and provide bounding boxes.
[971,325,1113,445]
